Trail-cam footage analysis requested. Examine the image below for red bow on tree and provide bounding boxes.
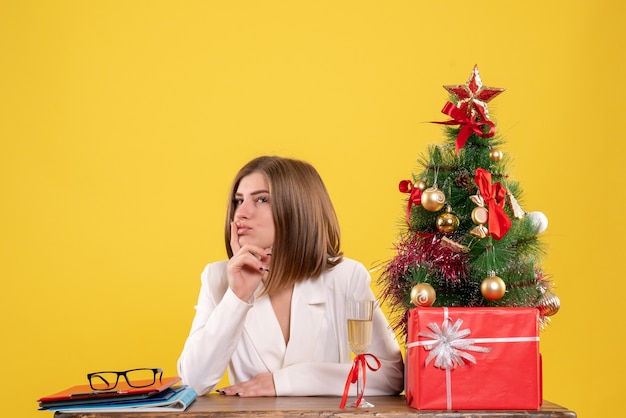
[474,168,511,240]
[432,102,495,155]
[399,180,422,225]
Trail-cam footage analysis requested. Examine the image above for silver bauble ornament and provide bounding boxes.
[527,211,548,234]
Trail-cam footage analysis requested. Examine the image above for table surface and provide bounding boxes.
[53,395,577,418]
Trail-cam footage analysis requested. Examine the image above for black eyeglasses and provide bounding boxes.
[87,368,163,391]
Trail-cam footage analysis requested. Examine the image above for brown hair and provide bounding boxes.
[225,156,343,295]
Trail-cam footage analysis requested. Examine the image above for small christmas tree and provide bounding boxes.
[379,65,560,338]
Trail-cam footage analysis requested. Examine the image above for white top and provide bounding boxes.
[177,258,404,396]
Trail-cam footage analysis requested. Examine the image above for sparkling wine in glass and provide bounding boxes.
[346,299,375,408]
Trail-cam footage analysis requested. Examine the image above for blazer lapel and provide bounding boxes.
[244,277,328,371]
[244,294,287,371]
[284,277,327,365]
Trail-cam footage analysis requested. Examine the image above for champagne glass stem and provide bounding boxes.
[356,368,363,402]
[355,355,374,408]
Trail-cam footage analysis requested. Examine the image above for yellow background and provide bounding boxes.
[1,1,623,417]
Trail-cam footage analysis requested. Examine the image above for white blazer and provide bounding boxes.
[177,258,404,397]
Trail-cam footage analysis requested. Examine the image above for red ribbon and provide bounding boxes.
[399,180,422,225]
[432,102,496,155]
[474,168,511,240]
[339,354,381,409]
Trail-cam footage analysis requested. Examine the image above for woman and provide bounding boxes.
[177,156,404,397]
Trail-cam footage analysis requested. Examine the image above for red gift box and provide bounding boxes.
[405,307,542,410]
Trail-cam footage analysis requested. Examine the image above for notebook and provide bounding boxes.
[37,376,181,407]
[43,385,197,413]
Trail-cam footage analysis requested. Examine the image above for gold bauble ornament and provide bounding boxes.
[436,208,460,234]
[410,283,436,307]
[480,275,506,300]
[537,290,560,316]
[489,148,504,162]
[420,187,446,212]
[416,180,428,191]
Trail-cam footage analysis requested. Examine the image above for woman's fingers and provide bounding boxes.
[227,244,271,301]
[230,221,241,254]
[234,244,271,271]
[246,248,271,271]
[217,373,276,397]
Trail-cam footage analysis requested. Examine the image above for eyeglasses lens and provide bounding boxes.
[124,368,160,387]
[89,372,119,390]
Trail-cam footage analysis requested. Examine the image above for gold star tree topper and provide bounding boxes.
[443,65,505,121]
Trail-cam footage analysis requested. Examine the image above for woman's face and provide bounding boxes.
[232,172,275,249]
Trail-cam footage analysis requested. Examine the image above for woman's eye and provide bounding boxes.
[256,196,270,204]
[234,199,244,206]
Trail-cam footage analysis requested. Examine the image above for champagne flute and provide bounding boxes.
[346,299,375,408]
